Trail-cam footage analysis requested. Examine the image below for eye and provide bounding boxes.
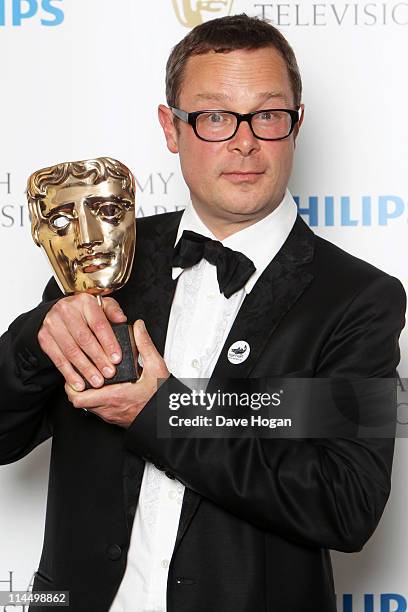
[49,214,71,230]
[259,111,275,121]
[96,202,125,221]
[256,111,284,123]
[208,112,224,123]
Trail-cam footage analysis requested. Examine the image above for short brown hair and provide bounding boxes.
[166,13,302,108]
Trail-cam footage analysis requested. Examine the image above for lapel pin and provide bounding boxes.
[227,341,250,364]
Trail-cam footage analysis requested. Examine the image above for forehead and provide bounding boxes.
[42,180,130,212]
[179,47,294,108]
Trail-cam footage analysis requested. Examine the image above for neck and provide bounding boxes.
[191,199,284,241]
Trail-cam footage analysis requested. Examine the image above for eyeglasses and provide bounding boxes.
[171,106,301,142]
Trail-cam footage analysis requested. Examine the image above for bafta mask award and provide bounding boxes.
[27,157,139,386]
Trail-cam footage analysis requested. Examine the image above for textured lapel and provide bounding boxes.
[210,215,315,381]
[122,211,183,356]
[120,212,182,535]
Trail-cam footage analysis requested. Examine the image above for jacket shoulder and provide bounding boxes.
[313,233,403,291]
[136,210,183,239]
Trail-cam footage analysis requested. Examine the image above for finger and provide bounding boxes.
[49,295,122,367]
[65,383,121,409]
[64,384,97,409]
[38,327,86,391]
[80,297,123,365]
[43,315,105,388]
[46,296,118,375]
[102,297,127,323]
[63,309,117,378]
[64,382,81,403]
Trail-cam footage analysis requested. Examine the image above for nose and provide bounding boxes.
[227,119,261,157]
[76,205,104,249]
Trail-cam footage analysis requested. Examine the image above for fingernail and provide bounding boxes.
[91,375,103,387]
[103,366,115,378]
[139,320,146,332]
[111,352,121,363]
[73,382,84,392]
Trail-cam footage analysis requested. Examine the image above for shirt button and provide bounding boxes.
[191,359,200,369]
[207,293,216,300]
[161,559,170,569]
[168,490,176,500]
[106,544,122,561]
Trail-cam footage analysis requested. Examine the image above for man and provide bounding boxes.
[0,14,405,612]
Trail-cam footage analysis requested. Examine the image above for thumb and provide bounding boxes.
[133,320,161,365]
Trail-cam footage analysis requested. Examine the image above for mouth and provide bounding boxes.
[76,252,114,273]
[221,171,265,184]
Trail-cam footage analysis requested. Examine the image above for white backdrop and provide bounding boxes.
[0,1,407,610]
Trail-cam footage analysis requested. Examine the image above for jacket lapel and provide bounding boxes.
[210,215,315,381]
[173,216,315,552]
[122,211,183,356]
[120,212,182,535]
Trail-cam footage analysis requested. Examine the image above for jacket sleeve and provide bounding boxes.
[0,277,63,464]
[124,275,406,552]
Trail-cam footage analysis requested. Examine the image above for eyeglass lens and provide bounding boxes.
[195,110,293,141]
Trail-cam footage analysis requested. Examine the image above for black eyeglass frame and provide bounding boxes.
[170,106,301,142]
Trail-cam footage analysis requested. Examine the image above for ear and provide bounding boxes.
[293,103,305,146]
[158,104,179,154]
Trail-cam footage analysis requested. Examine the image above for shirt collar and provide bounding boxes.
[172,189,298,293]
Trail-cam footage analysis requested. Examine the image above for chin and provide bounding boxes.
[221,200,271,218]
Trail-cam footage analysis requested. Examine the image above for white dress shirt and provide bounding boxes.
[109,190,297,612]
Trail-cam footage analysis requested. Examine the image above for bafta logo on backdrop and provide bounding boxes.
[172,0,234,28]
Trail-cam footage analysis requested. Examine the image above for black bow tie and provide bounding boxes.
[172,230,256,298]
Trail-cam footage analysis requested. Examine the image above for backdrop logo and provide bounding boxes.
[0,0,64,27]
[172,0,234,28]
[340,593,407,611]
[294,195,408,227]
[254,2,408,26]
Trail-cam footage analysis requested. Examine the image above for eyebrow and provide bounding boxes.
[85,195,132,207]
[42,195,133,217]
[42,202,74,218]
[194,91,291,104]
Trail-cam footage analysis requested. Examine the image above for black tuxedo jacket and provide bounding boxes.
[0,212,406,612]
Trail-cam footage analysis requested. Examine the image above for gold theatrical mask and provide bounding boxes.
[27,157,138,385]
[27,157,136,296]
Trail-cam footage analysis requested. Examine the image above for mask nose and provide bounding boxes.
[76,206,104,249]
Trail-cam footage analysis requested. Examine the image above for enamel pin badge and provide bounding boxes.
[227,341,250,364]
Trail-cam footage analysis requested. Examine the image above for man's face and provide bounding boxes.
[159,47,303,236]
[33,179,135,295]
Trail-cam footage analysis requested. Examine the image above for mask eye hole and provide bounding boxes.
[99,203,122,218]
[50,214,70,230]
[96,202,125,224]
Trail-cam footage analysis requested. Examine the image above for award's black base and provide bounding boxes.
[83,323,139,389]
[107,322,139,385]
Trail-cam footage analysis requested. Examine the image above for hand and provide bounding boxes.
[64,320,170,428]
[38,294,127,391]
